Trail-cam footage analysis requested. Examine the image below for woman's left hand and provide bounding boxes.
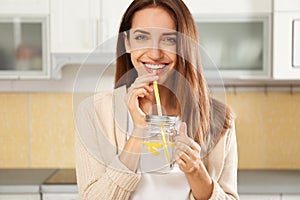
[175,122,202,174]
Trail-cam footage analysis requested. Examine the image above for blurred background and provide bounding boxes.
[0,0,300,199]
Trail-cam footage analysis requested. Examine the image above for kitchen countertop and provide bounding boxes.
[0,169,300,194]
[238,170,300,194]
[0,169,76,193]
[0,169,55,193]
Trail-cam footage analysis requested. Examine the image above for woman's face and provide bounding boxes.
[125,7,177,82]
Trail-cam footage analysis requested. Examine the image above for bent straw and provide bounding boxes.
[153,70,170,163]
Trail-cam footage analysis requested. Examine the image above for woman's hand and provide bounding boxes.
[125,74,159,128]
[175,122,213,199]
[175,122,202,174]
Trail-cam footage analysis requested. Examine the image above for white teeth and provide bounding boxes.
[145,64,166,69]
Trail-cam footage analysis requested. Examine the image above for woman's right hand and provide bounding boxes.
[125,73,159,128]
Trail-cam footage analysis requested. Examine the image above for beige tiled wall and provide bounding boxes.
[0,93,75,168]
[0,92,299,169]
[0,94,29,168]
[226,92,300,169]
[30,93,75,168]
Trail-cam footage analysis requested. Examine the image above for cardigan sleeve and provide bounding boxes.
[75,135,141,200]
[74,96,141,200]
[209,122,239,200]
[189,122,239,200]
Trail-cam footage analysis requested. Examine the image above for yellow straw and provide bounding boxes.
[153,70,170,163]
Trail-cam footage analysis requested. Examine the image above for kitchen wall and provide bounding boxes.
[1,90,300,169]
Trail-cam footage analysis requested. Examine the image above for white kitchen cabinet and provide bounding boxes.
[52,0,132,50]
[43,193,79,200]
[196,15,271,79]
[183,0,272,14]
[282,194,300,200]
[50,0,100,53]
[183,0,272,79]
[273,2,300,79]
[41,185,79,200]
[274,0,300,12]
[239,194,281,200]
[100,0,132,43]
[0,15,50,79]
[0,0,49,14]
[0,194,40,200]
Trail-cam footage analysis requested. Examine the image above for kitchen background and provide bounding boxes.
[0,0,300,199]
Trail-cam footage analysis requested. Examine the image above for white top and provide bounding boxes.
[127,113,190,200]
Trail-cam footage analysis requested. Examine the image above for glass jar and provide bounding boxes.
[140,115,178,173]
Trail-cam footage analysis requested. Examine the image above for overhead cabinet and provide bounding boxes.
[273,0,300,79]
[50,0,99,53]
[0,15,50,79]
[185,0,272,79]
[50,0,132,53]
[99,0,132,43]
[184,0,272,14]
[0,0,49,14]
[0,0,49,79]
[196,15,271,79]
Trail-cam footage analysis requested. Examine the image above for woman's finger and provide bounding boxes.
[175,141,199,161]
[175,148,191,163]
[130,83,153,93]
[175,135,201,153]
[132,74,158,86]
[127,88,148,104]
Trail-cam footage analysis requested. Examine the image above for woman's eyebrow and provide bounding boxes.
[133,29,151,35]
[162,32,177,36]
[133,29,177,36]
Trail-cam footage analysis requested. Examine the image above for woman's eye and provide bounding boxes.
[162,37,177,45]
[134,35,148,41]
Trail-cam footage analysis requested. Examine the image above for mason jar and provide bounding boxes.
[140,115,178,173]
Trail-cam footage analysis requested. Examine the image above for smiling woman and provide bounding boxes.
[75,0,238,199]
[124,7,177,81]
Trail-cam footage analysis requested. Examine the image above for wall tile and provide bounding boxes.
[0,93,29,168]
[1,91,300,170]
[30,93,75,168]
[226,92,300,169]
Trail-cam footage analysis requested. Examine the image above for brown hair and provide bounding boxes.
[114,0,234,154]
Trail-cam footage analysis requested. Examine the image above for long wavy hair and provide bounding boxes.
[114,0,234,154]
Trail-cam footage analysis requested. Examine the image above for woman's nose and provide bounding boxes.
[147,47,163,60]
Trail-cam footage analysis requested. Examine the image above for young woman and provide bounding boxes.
[75,0,239,199]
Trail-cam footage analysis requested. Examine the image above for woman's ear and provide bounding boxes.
[123,32,131,53]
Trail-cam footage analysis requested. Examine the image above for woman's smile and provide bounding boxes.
[143,62,169,75]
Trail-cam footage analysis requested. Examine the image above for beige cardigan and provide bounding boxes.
[75,86,239,200]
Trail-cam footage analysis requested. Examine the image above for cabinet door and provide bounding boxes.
[43,193,79,200]
[274,0,300,11]
[282,194,300,200]
[273,12,300,79]
[100,0,132,43]
[183,0,272,14]
[239,194,281,200]
[0,0,49,14]
[0,16,50,79]
[195,15,271,79]
[0,194,40,200]
[50,0,100,53]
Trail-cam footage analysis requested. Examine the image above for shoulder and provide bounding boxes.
[74,91,114,124]
[77,85,127,113]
